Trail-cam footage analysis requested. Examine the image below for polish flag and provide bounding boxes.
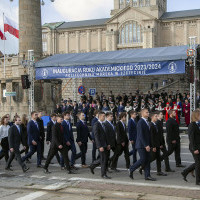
[0,29,6,40]
[4,16,19,39]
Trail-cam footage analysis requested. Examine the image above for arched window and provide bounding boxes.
[126,0,130,5]
[119,0,124,9]
[132,0,137,7]
[119,21,143,45]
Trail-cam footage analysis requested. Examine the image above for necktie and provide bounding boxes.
[34,121,39,130]
[67,121,71,131]
[102,123,106,132]
[16,125,20,134]
[198,123,200,130]
[154,124,158,132]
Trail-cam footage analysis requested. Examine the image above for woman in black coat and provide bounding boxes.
[182,110,200,185]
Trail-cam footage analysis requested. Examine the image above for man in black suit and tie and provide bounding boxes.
[111,112,130,171]
[76,112,92,167]
[104,112,116,169]
[5,116,29,172]
[22,111,42,167]
[129,108,156,181]
[128,111,137,164]
[44,114,73,174]
[90,112,111,179]
[46,113,60,165]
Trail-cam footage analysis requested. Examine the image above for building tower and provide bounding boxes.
[19,0,42,60]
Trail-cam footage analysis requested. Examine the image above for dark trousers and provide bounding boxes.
[0,137,9,162]
[41,138,45,158]
[129,143,137,164]
[111,144,130,169]
[160,145,170,170]
[79,142,88,165]
[92,142,97,162]
[182,163,195,176]
[166,141,181,166]
[6,148,25,169]
[151,148,161,173]
[90,149,109,176]
[130,148,150,179]
[20,146,29,156]
[192,153,200,184]
[44,145,70,171]
[22,142,41,166]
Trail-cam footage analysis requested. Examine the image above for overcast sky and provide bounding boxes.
[1,0,200,54]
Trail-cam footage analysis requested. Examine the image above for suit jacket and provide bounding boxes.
[135,118,151,149]
[166,117,180,143]
[51,122,65,148]
[156,120,165,146]
[46,120,55,142]
[188,122,200,152]
[8,125,26,149]
[91,117,98,140]
[27,120,40,146]
[36,117,45,139]
[116,121,128,145]
[76,120,92,143]
[104,120,116,148]
[62,120,74,143]
[93,121,109,149]
[128,118,137,142]
[21,123,28,146]
[150,122,160,148]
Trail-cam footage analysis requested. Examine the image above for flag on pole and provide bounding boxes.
[0,29,6,40]
[4,16,19,39]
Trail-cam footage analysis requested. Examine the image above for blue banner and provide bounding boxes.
[35,60,185,80]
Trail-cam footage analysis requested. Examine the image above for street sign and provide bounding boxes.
[78,85,85,95]
[5,92,17,97]
[89,88,96,96]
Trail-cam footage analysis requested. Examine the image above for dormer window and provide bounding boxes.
[119,0,124,9]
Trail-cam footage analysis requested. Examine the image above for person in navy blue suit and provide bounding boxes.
[129,108,156,181]
[128,110,137,164]
[91,110,99,162]
[61,112,81,169]
[22,111,42,167]
[117,101,125,116]
[76,112,92,167]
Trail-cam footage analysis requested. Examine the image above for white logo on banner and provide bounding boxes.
[168,62,177,73]
[41,69,48,78]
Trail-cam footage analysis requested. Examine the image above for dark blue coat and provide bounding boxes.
[117,105,125,113]
[62,120,74,143]
[128,118,137,142]
[76,121,92,143]
[135,118,151,149]
[27,120,40,146]
[91,117,98,140]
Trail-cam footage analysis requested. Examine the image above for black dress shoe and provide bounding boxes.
[139,168,143,175]
[157,172,167,176]
[89,166,94,174]
[176,164,186,168]
[23,166,29,173]
[110,168,120,172]
[181,172,188,182]
[129,172,134,179]
[196,182,200,185]
[145,176,156,181]
[165,169,175,172]
[44,169,51,174]
[71,165,78,170]
[5,167,13,171]
[37,164,44,168]
[26,159,31,164]
[68,170,76,174]
[102,175,111,179]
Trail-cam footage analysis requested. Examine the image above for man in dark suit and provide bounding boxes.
[165,110,185,168]
[22,111,42,167]
[44,114,74,174]
[129,108,156,181]
[104,112,116,169]
[46,113,60,165]
[73,101,78,126]
[62,112,81,169]
[91,110,99,162]
[90,112,111,179]
[111,112,130,171]
[156,111,174,172]
[5,116,29,172]
[128,111,137,164]
[76,112,92,167]
[37,111,46,160]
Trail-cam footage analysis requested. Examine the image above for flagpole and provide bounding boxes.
[3,13,5,78]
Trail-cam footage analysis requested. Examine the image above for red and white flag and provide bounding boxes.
[4,16,19,39]
[0,29,6,40]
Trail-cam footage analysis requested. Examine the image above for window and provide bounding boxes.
[145,0,150,6]
[139,0,144,7]
[120,0,124,9]
[133,23,137,42]
[129,23,133,43]
[121,27,125,44]
[132,0,137,7]
[42,42,47,52]
[126,0,130,5]
[125,24,129,43]
[137,25,141,42]
[42,34,47,39]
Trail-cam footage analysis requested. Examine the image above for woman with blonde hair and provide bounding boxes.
[181,110,200,185]
[0,115,10,161]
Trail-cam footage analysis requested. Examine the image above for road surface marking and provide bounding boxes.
[42,182,66,190]
[15,191,47,200]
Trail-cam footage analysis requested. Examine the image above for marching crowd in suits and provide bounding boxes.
[0,89,199,185]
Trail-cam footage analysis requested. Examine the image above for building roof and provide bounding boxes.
[161,9,200,20]
[57,18,109,29]
[43,22,65,30]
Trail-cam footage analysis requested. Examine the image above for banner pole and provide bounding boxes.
[3,13,6,78]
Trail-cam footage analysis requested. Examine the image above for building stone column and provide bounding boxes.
[112,31,118,51]
[184,21,188,45]
[171,22,175,46]
[65,32,69,53]
[197,20,200,44]
[114,0,120,9]
[98,29,102,52]
[106,31,112,51]
[86,30,91,52]
[47,32,51,55]
[76,31,80,53]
